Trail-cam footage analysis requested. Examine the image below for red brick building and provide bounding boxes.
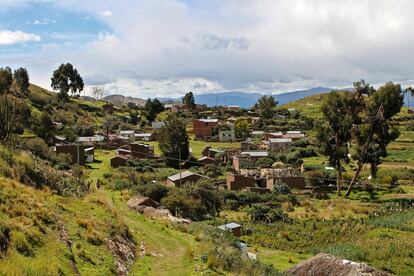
[193,119,219,140]
[130,143,154,158]
[226,173,255,191]
[110,155,130,168]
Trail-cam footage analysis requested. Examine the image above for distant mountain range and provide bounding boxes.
[103,87,342,108]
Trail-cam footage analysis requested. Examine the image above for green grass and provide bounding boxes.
[148,138,240,158]
[258,248,310,271]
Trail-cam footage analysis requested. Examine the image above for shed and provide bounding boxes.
[218,222,242,237]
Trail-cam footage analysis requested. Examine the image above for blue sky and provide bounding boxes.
[1,0,414,98]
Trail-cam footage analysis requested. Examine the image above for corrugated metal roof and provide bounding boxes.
[198,119,218,123]
[270,138,292,143]
[240,151,268,157]
[218,222,241,230]
[167,171,200,182]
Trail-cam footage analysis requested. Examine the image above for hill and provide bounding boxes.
[102,87,336,109]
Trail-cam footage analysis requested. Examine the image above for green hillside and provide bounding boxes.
[1,83,414,275]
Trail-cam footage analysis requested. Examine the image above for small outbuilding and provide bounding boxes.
[218,222,242,237]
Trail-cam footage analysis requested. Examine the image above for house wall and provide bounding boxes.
[55,145,89,165]
[110,156,128,168]
[227,173,255,191]
[267,176,306,190]
[130,143,154,158]
[269,141,292,153]
[219,130,235,142]
[193,120,218,139]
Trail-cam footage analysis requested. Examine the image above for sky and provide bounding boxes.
[1,0,414,98]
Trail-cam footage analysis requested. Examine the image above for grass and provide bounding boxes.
[148,138,240,158]
[258,248,311,271]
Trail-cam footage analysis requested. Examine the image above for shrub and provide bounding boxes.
[274,180,291,194]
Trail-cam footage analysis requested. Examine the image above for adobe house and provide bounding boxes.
[110,155,130,168]
[241,138,255,151]
[266,176,306,190]
[265,132,284,140]
[166,171,204,187]
[218,222,242,237]
[55,144,94,165]
[232,151,269,172]
[134,132,154,142]
[193,118,219,140]
[130,143,154,158]
[197,156,217,165]
[269,138,292,153]
[201,146,224,159]
[118,130,136,141]
[251,130,265,139]
[283,131,305,141]
[226,173,255,191]
[103,103,114,114]
[218,123,235,142]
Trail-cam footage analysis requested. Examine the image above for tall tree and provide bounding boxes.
[159,115,189,168]
[51,63,84,102]
[91,86,105,100]
[14,68,30,95]
[0,67,13,95]
[345,82,403,196]
[145,98,164,122]
[0,95,15,143]
[254,95,278,121]
[317,92,354,195]
[182,91,196,111]
[0,67,14,142]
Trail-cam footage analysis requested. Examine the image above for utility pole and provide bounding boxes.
[77,138,80,165]
[179,146,182,188]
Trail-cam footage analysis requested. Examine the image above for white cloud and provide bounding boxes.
[0,30,41,45]
[3,0,414,97]
[100,10,112,17]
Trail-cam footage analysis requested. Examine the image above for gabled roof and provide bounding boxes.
[134,133,153,137]
[218,222,241,230]
[198,118,219,123]
[269,138,292,143]
[167,171,203,182]
[119,130,135,135]
[240,151,269,157]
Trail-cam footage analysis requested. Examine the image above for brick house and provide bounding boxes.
[166,171,204,187]
[232,151,269,172]
[130,143,154,158]
[134,133,154,142]
[226,173,255,191]
[55,144,94,165]
[110,155,130,168]
[269,138,292,153]
[193,119,219,140]
[266,176,306,190]
[197,156,217,165]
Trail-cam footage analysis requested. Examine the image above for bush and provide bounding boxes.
[274,180,291,194]
[247,204,287,223]
[255,157,274,168]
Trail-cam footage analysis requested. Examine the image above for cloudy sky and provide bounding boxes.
[0,0,413,98]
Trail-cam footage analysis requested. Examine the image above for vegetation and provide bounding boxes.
[51,63,84,102]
